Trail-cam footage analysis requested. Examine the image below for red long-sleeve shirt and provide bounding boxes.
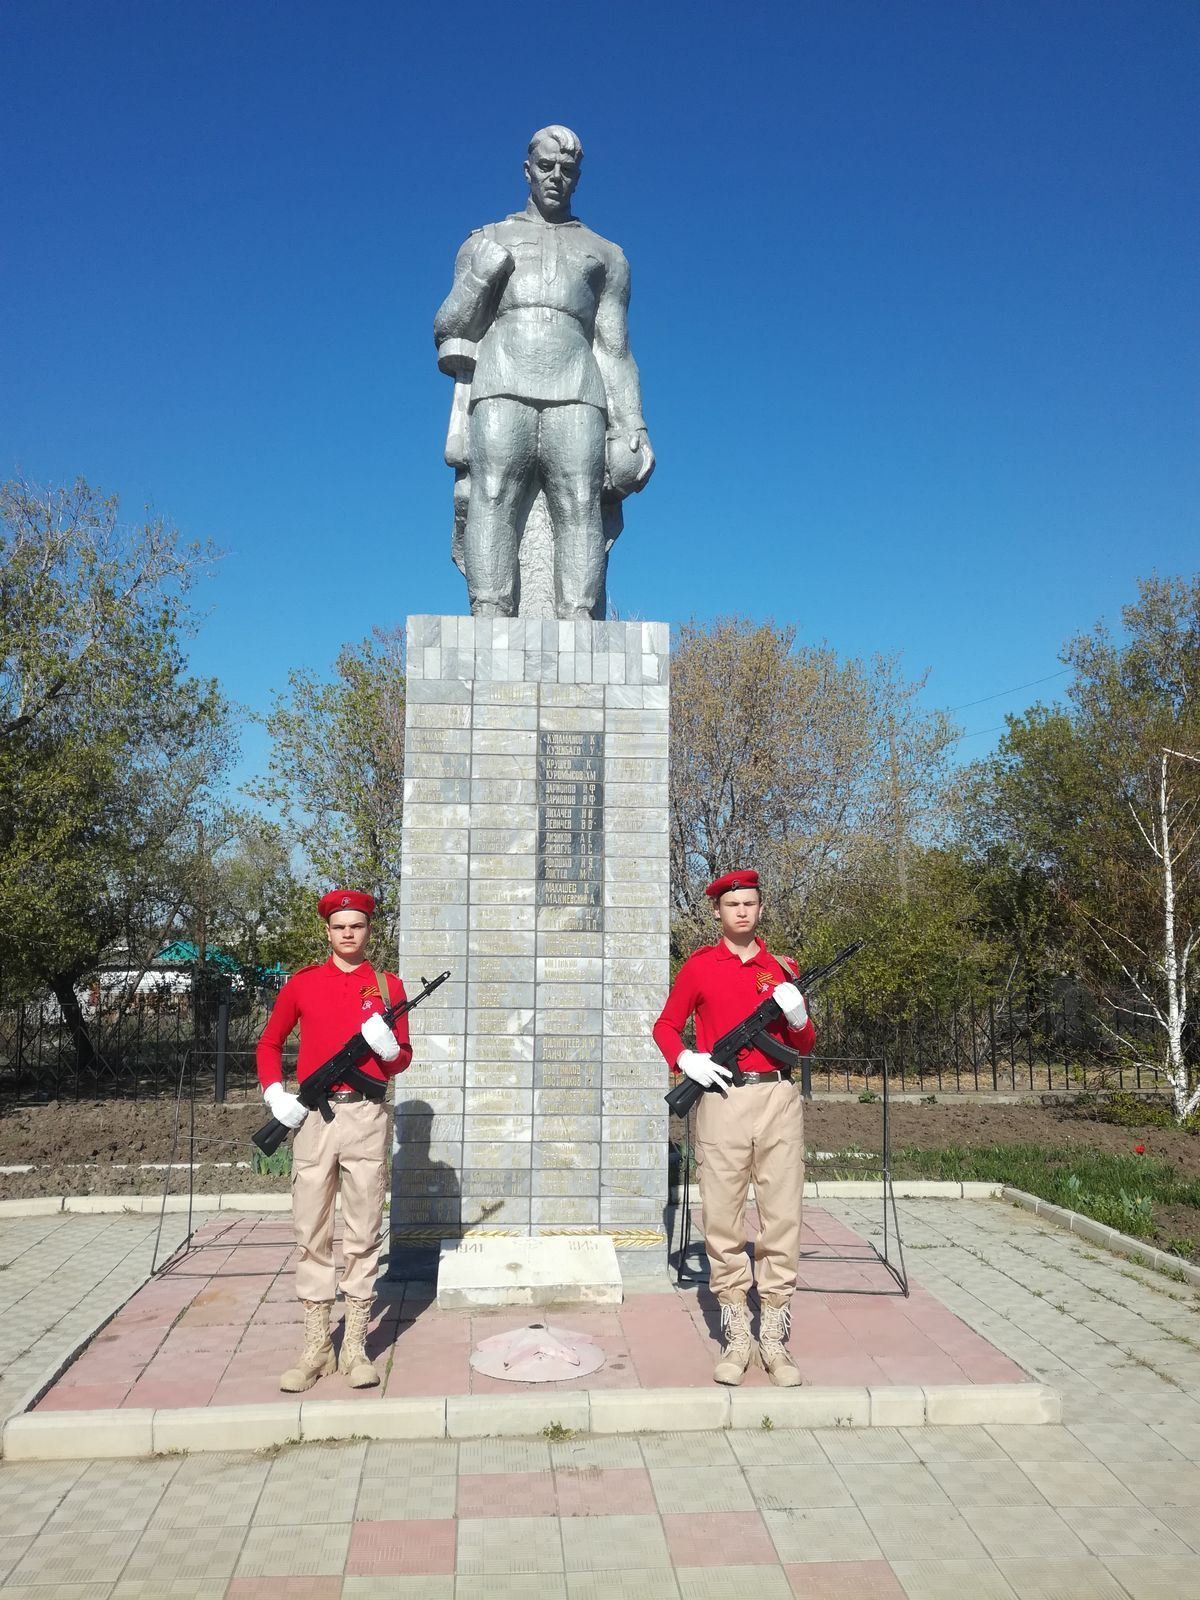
[652,938,816,1075]
[256,957,413,1091]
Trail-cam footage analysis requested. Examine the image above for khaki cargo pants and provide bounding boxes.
[695,1076,804,1303]
[291,1098,390,1303]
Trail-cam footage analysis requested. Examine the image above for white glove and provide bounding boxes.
[677,1049,733,1089]
[264,1081,308,1129]
[773,982,808,1029]
[361,1013,401,1062]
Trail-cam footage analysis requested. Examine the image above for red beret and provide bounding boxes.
[318,888,376,920]
[705,869,760,899]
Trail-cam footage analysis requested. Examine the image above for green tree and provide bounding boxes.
[668,617,958,957]
[252,627,405,951]
[0,477,232,1062]
[961,576,1200,1116]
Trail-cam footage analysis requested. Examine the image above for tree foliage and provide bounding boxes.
[668,617,958,956]
[961,575,1200,1112]
[0,478,232,1054]
[252,627,406,952]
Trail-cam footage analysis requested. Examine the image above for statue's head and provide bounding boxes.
[524,125,583,222]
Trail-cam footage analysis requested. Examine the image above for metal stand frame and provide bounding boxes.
[669,1054,908,1297]
[150,1049,281,1277]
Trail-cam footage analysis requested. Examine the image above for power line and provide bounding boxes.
[949,668,1069,714]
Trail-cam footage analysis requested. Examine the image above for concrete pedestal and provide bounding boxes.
[436,1235,623,1308]
[392,616,670,1262]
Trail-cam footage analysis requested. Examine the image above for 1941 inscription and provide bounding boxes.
[537,729,604,910]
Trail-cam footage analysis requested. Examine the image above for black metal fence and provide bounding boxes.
[808,982,1164,1094]
[0,976,1170,1104]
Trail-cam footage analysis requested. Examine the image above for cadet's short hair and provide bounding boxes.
[528,125,583,165]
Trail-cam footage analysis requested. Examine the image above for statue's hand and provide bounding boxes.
[605,429,655,498]
[470,236,515,286]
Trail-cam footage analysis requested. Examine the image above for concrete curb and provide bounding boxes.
[1,1381,1062,1460]
[1002,1186,1200,1288]
[0,1181,1004,1219]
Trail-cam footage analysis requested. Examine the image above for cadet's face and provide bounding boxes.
[716,890,762,940]
[326,912,370,964]
[525,142,580,217]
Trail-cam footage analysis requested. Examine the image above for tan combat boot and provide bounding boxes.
[279,1300,335,1391]
[338,1296,380,1387]
[759,1300,803,1386]
[713,1296,757,1385]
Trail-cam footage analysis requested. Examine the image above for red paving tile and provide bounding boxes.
[555,1466,654,1516]
[346,1517,457,1574]
[34,1206,1034,1410]
[784,1560,907,1597]
[457,1471,557,1516]
[663,1510,778,1566]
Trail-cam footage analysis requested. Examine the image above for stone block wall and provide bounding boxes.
[393,616,670,1247]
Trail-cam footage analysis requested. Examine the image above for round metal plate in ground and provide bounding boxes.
[469,1323,606,1383]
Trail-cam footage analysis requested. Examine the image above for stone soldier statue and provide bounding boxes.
[434,125,654,619]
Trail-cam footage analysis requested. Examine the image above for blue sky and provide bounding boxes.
[3,0,1196,791]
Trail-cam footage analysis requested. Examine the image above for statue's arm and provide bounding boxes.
[594,247,654,495]
[434,233,512,347]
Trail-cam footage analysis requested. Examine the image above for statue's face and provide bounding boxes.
[524,140,580,220]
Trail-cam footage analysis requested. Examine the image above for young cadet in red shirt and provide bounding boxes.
[257,889,411,1391]
[653,869,815,1386]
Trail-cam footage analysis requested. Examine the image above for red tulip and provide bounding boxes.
[1134,1144,1146,1155]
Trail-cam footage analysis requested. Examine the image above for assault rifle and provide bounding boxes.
[252,969,452,1156]
[664,941,865,1119]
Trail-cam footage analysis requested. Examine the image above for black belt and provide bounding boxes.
[733,1070,788,1085]
[327,1089,367,1104]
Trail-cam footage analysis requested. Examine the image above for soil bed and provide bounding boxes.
[3,1095,1198,1263]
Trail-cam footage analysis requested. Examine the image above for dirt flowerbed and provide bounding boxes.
[3,1095,1199,1264]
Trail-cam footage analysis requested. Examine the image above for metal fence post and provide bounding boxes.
[214,999,230,1104]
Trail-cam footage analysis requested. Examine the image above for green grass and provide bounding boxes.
[890,1142,1200,1239]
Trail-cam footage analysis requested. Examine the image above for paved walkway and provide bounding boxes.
[0,1209,188,1429]
[34,1206,1024,1410]
[0,1199,1197,1595]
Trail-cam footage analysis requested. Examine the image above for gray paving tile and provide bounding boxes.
[118,1523,246,1583]
[458,1439,553,1474]
[365,1438,459,1475]
[455,1577,569,1598]
[1107,1458,1200,1505]
[638,1433,736,1470]
[840,1463,952,1507]
[566,1573,680,1599]
[899,1426,1010,1463]
[7,1528,135,1587]
[1014,1460,1139,1508]
[727,1430,828,1467]
[815,1428,921,1465]
[234,1520,351,1577]
[926,1461,1049,1507]
[743,1465,855,1510]
[111,1585,228,1600]
[957,1505,1090,1562]
[1101,1555,1200,1598]
[355,1472,457,1520]
[0,1460,90,1536]
[762,1506,883,1563]
[889,1558,1018,1599]
[995,1557,1130,1599]
[457,1515,566,1574]
[551,1437,646,1470]
[561,1515,670,1572]
[1150,1501,1200,1549]
[1054,1505,1193,1560]
[0,1587,114,1600]
[986,1427,1101,1462]
[860,1505,989,1562]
